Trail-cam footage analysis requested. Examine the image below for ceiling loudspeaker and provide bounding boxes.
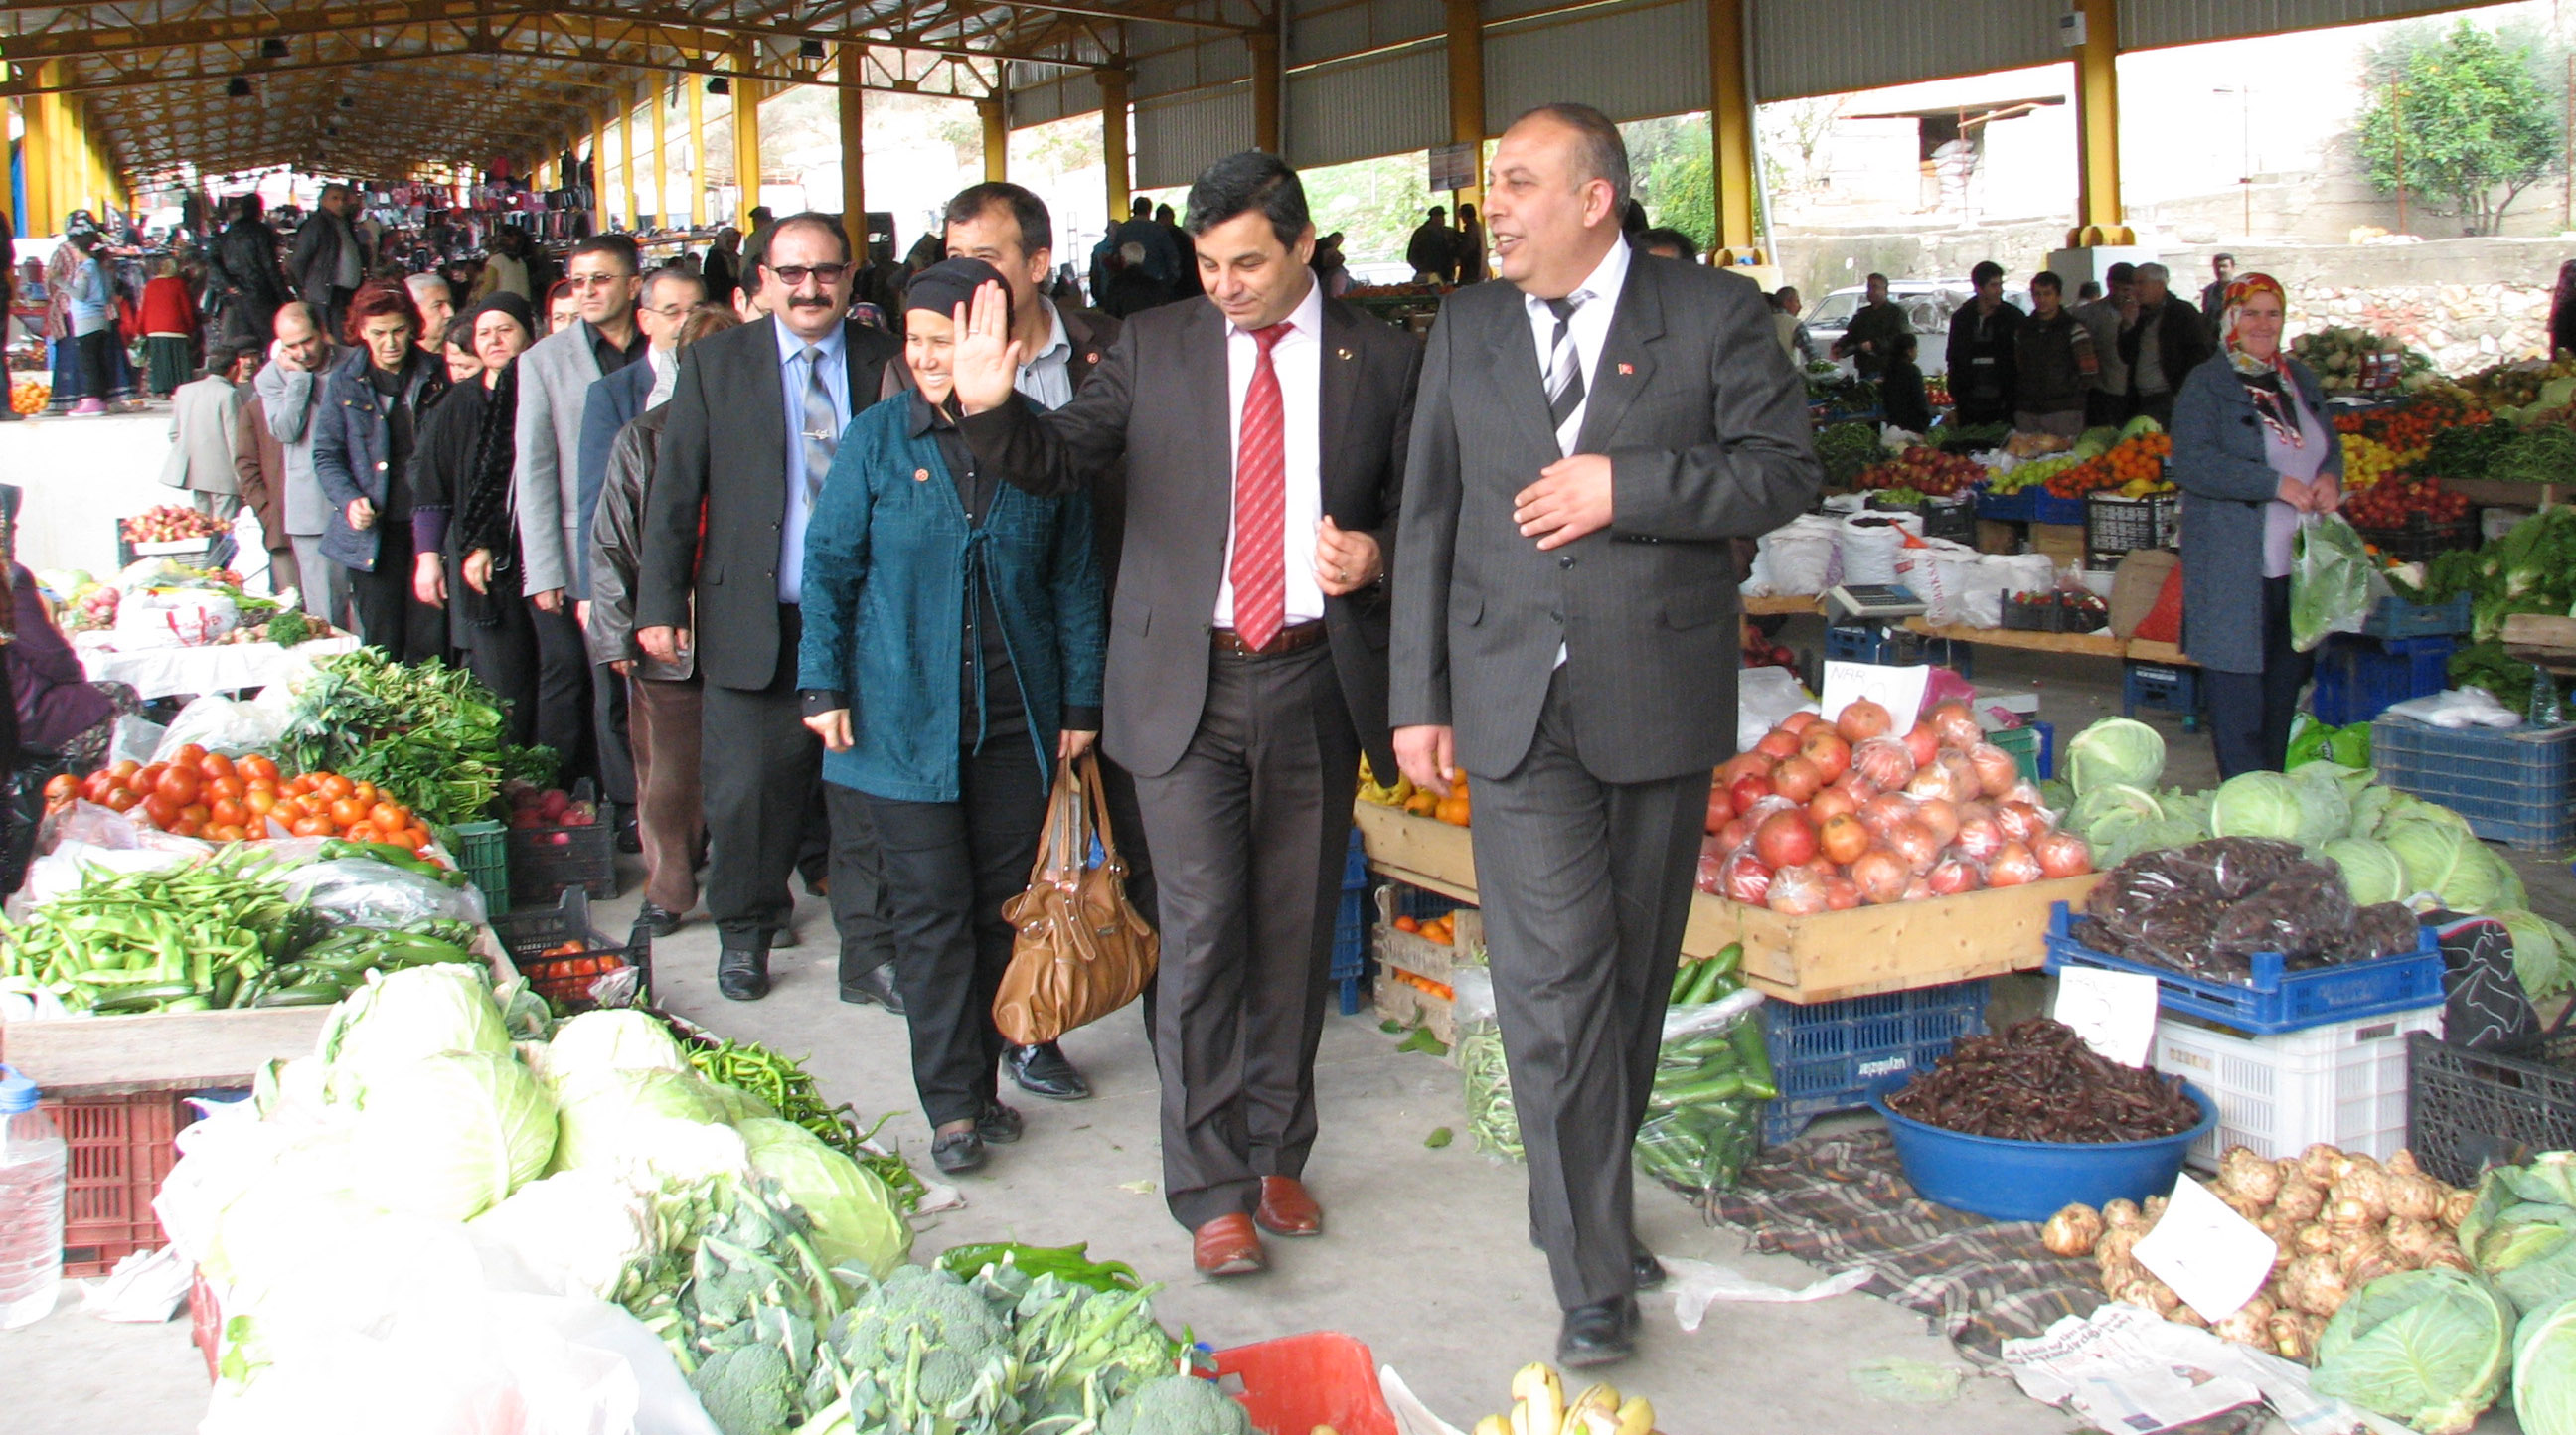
[798,39,827,61]
[707,77,730,95]
[260,38,290,58]
[228,77,253,96]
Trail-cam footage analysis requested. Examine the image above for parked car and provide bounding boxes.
[1801,279,2031,379]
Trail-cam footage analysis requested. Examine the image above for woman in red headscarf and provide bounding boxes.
[2169,272,2344,777]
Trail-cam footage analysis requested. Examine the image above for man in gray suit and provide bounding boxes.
[254,302,354,631]
[1389,103,1820,1367]
[514,234,649,786]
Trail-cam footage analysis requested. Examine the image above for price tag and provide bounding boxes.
[2051,967,2160,1068]
[1820,661,1930,729]
[2133,1176,2277,1325]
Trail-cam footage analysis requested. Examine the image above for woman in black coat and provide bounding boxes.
[409,293,541,743]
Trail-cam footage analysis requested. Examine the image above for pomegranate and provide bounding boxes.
[1832,770,1879,805]
[1765,863,1830,916]
[1695,850,1727,894]
[1799,727,1852,783]
[1823,876,1863,910]
[1858,792,1920,837]
[1770,754,1824,804]
[1852,735,1917,791]
[1927,701,1983,751]
[1780,711,1821,735]
[1719,752,1773,788]
[1899,722,1941,769]
[1835,697,1893,743]
[1925,858,1981,896]
[1884,819,1942,872]
[1904,765,1959,804]
[1851,849,1910,904]
[1817,812,1871,866]
[1754,810,1820,869]
[1705,785,1732,833]
[1718,850,1773,904]
[1756,728,1803,761]
[1914,796,1960,848]
[1987,841,2042,886]
[2033,829,2093,878]
[1968,742,2021,799]
[1807,786,1860,825]
[1717,817,1753,852]
[1729,773,1773,815]
[1953,816,2005,863]
[1901,877,1936,902]
[1994,800,2043,844]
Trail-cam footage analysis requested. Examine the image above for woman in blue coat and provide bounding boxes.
[2169,273,2343,777]
[311,280,450,662]
[799,258,1105,1177]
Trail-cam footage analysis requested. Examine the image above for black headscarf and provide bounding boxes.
[902,257,1011,331]
[464,290,535,338]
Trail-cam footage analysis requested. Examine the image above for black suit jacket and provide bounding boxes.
[1389,256,1821,783]
[636,315,901,692]
[961,293,1420,783]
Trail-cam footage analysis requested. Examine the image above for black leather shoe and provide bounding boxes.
[1556,1296,1640,1369]
[615,817,642,855]
[1005,1041,1091,1100]
[766,920,802,950]
[1633,1245,1669,1291]
[931,1129,986,1174]
[716,947,770,1001]
[975,1102,1025,1145]
[839,961,905,1013]
[635,903,684,939]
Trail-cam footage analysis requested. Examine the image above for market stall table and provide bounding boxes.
[75,633,359,701]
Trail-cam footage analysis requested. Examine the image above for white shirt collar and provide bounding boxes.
[1527,237,1631,319]
[1231,273,1325,343]
[1028,299,1071,367]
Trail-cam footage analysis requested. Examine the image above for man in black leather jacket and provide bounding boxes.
[206,194,292,348]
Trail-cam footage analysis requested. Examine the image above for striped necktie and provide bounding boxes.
[1544,294,1590,452]
[1228,321,1293,651]
[800,345,838,502]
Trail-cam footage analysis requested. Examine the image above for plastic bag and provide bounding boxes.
[153,695,289,761]
[2383,688,2528,729]
[282,858,488,929]
[1736,665,1820,753]
[2289,514,2384,653]
[114,588,239,648]
[109,714,167,766]
[1837,514,1911,586]
[1637,987,1770,1197]
[1451,967,1522,1162]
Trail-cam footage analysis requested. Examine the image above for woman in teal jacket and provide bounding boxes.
[799,258,1105,1177]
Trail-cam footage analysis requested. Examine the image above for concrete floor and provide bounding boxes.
[0,413,2557,1431]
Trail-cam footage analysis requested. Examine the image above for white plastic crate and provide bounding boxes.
[2151,1005,2443,1168]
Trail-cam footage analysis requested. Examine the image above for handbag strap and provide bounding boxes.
[1079,751,1130,879]
[1024,755,1092,888]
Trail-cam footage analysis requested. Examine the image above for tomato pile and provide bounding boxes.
[1699,701,2092,915]
[2344,477,2471,530]
[2044,430,2174,498]
[47,744,435,850]
[2332,389,2488,449]
[1853,446,1984,497]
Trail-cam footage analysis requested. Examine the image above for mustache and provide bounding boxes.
[787,295,835,307]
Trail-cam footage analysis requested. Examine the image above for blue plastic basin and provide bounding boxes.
[1866,1074,2217,1223]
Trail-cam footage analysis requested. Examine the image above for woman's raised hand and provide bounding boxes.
[950,280,1024,415]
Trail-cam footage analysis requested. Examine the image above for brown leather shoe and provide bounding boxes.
[1254,1176,1323,1237]
[1192,1213,1267,1276]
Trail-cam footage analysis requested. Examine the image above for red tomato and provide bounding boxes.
[350,781,379,807]
[102,788,142,813]
[178,803,212,826]
[208,824,247,844]
[344,822,383,844]
[141,794,182,828]
[108,759,141,784]
[198,753,235,781]
[243,789,278,815]
[329,797,368,827]
[206,774,245,802]
[210,799,248,829]
[172,744,208,769]
[155,767,202,806]
[290,816,331,837]
[369,802,408,831]
[80,772,111,803]
[237,755,279,784]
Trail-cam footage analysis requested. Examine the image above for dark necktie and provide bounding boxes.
[1545,295,1590,453]
[800,345,838,502]
[1229,321,1293,650]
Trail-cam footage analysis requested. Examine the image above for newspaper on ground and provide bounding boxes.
[2001,1302,2411,1435]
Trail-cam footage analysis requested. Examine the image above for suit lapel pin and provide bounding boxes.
[1337,347,1354,360]
[1084,352,1099,363]
[913,468,930,483]
[1617,362,1635,376]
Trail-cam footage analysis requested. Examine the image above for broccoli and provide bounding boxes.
[827,1265,1023,1428]
[1099,1375,1255,1435]
[691,1342,800,1435]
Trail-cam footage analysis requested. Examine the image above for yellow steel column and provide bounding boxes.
[839,48,867,260]
[687,74,706,229]
[618,91,637,228]
[649,80,668,229]
[732,46,763,223]
[977,96,1008,182]
[20,75,55,235]
[1443,0,1484,214]
[1249,31,1282,154]
[2072,0,2127,243]
[590,110,609,235]
[1706,0,1759,260]
[1099,68,1131,218]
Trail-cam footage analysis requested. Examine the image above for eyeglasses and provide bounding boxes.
[643,303,689,319]
[564,272,627,288]
[769,263,849,286]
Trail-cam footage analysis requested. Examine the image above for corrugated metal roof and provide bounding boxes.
[2123,0,2505,51]
[1009,70,1100,129]
[1486,0,1710,129]
[1291,44,1449,168]
[1135,84,1257,189]
[1753,0,2063,102]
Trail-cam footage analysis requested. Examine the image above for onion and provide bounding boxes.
[1927,700,1984,750]
[1719,851,1772,904]
[2032,829,2093,878]
[2384,1170,2443,1223]
[2273,1175,2326,1223]
[1967,741,2021,798]
[2043,1203,2105,1257]
[1770,754,1824,803]
[2270,1310,2319,1361]
[1851,736,1917,791]
[2292,1222,2334,1257]
[1851,849,1910,904]
[1823,876,1862,910]
[1885,819,1942,872]
[1899,722,1941,768]
[1836,697,1893,743]
[2332,1167,2391,1223]
[2103,1199,2144,1230]
[1755,728,1802,760]
[1858,792,1920,837]
[2384,1217,2442,1268]
[1924,858,1981,895]
[1987,841,2041,886]
[1952,817,2006,863]
[2300,1145,2343,1188]
[1765,863,1830,915]
[2281,1253,2347,1318]
[1914,796,1961,847]
[1799,728,1852,783]
[1818,813,1871,866]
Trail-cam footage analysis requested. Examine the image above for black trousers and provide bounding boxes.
[700,604,822,950]
[528,603,595,788]
[1133,641,1358,1231]
[73,329,116,407]
[593,661,636,808]
[346,529,447,663]
[459,590,540,749]
[827,781,900,988]
[1470,669,1707,1311]
[856,737,1046,1129]
[2206,575,2313,779]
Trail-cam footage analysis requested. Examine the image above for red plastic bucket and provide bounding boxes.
[1211,1332,1398,1435]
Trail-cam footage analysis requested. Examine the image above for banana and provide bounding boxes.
[1509,1402,1531,1435]
[1512,1364,1564,1435]
[1567,1383,1621,1432]
[1475,1418,1511,1435]
[1613,1396,1655,1435]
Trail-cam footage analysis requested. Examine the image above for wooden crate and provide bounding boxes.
[1353,801,1476,901]
[1374,965,1455,1045]
[2446,477,2570,511]
[1684,874,2102,1005]
[0,1008,331,1097]
[2030,522,2087,565]
[1372,885,1482,985]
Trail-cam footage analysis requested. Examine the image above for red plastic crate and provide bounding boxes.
[190,1268,222,1381]
[47,1088,193,1277]
[1212,1333,1397,1435]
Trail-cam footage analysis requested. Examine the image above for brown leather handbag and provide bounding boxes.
[994,753,1158,1045]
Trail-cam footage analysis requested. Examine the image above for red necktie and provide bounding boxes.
[1230,321,1292,650]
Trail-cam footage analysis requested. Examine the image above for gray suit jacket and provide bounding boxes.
[513,319,611,597]
[253,357,332,536]
[1389,256,1821,783]
[161,374,243,497]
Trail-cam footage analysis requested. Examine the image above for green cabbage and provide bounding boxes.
[549,1065,732,1174]
[2323,839,2409,907]
[2208,771,2306,842]
[2460,1156,2576,1318]
[317,963,509,1100]
[2515,1297,2576,1435]
[737,1117,911,1280]
[2382,821,2516,914]
[545,1009,688,1082]
[2313,1267,2513,1435]
[350,1049,557,1221]
[2063,718,2167,795]
[2071,783,2164,837]
[468,1168,658,1299]
[2498,910,2576,1000]
[2286,762,2361,847]
[700,1081,777,1124]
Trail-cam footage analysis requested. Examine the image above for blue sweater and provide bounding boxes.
[797,398,1105,803]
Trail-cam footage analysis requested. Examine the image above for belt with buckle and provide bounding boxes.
[1211,619,1329,658]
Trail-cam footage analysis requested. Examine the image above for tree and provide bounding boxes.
[1647,128,1714,253]
[2354,19,2562,237]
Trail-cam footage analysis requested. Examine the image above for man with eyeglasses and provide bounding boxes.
[515,234,648,804]
[636,214,902,1002]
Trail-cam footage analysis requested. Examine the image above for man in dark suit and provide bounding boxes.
[635,214,902,1000]
[1388,103,1820,1367]
[952,152,1419,1277]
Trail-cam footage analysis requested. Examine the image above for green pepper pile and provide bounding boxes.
[0,856,311,1013]
[1635,943,1776,1196]
[233,919,484,1008]
[686,1036,929,1214]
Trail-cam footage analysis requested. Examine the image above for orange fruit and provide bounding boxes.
[1394,915,1420,933]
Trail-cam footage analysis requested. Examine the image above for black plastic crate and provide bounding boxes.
[2357,518,2480,565]
[504,778,617,904]
[1866,493,1974,544]
[2407,1022,2576,1188]
[2083,492,2179,558]
[492,888,652,1012]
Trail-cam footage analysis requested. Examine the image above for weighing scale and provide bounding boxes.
[1824,583,1929,625]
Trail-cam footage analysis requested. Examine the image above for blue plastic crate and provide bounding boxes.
[1760,980,1990,1145]
[2370,716,2576,850]
[2124,662,2203,730]
[1340,825,1368,889]
[2312,634,2454,727]
[2043,903,2443,1035]
[1975,488,2038,523]
[2032,491,2087,526]
[1825,623,1894,664]
[2362,592,2472,640]
[1332,887,1369,980]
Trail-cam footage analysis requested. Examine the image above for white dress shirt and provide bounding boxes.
[1016,299,1076,411]
[1524,237,1632,455]
[1213,277,1328,630]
